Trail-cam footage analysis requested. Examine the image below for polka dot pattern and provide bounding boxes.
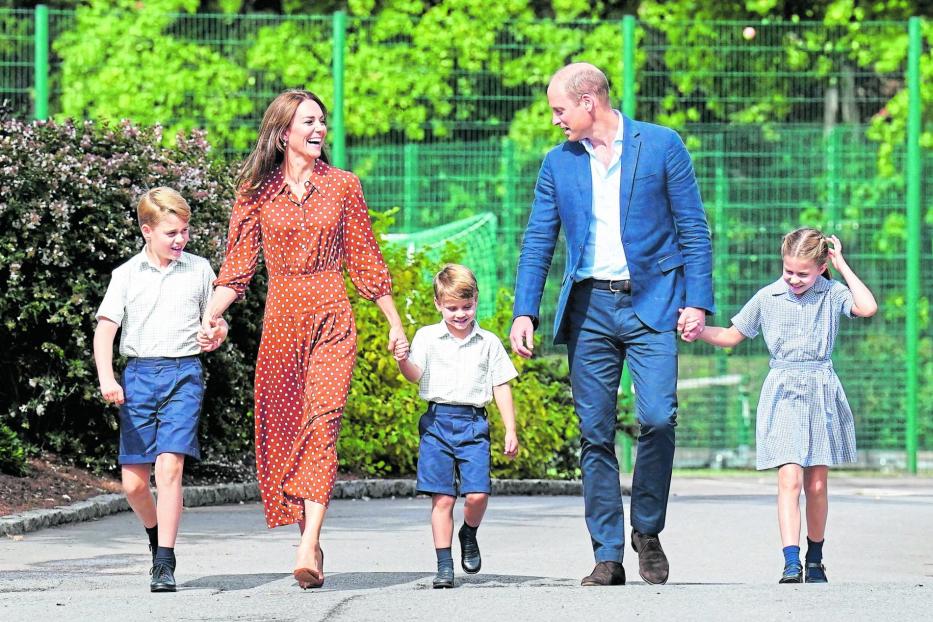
[215,159,392,528]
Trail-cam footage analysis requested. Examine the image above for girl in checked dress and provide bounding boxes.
[694,228,877,584]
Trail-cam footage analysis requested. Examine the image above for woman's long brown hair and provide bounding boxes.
[236,89,331,193]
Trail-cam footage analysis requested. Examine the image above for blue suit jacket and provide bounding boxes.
[514,116,715,345]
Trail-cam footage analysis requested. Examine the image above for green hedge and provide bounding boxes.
[0,116,580,478]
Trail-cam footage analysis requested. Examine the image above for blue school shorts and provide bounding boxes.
[118,356,204,465]
[416,402,491,497]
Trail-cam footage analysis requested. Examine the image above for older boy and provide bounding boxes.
[93,187,227,592]
[395,264,519,589]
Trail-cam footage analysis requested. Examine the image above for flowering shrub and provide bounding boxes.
[0,116,259,472]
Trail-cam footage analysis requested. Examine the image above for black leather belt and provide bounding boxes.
[586,278,631,293]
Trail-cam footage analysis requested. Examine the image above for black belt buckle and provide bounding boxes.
[609,279,629,293]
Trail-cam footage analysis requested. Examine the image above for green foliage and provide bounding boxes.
[0,420,29,476]
[0,116,259,471]
[54,0,255,152]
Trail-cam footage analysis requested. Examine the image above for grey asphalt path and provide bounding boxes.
[2,476,931,622]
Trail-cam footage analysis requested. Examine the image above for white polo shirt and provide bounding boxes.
[96,250,217,357]
[408,320,518,408]
[576,109,630,281]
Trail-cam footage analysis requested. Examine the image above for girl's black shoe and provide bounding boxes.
[779,561,803,584]
[805,562,828,583]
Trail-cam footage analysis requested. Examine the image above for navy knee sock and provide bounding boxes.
[436,547,453,571]
[806,537,824,563]
[782,545,801,569]
[154,546,176,570]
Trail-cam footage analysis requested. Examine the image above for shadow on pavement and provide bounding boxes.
[180,573,290,591]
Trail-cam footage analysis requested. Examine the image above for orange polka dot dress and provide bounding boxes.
[215,159,392,528]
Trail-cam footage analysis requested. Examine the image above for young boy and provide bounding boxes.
[93,187,227,593]
[395,264,519,589]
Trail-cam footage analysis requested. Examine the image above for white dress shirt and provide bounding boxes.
[575,110,630,281]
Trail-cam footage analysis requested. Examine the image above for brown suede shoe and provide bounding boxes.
[581,561,626,586]
[631,531,669,584]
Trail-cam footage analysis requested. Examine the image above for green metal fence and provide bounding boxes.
[1,7,929,470]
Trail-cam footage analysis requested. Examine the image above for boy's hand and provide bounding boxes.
[503,431,519,460]
[388,325,408,357]
[100,379,125,405]
[393,339,410,361]
[198,317,228,352]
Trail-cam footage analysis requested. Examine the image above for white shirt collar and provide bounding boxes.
[581,110,624,155]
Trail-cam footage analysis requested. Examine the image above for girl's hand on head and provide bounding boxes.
[827,235,845,269]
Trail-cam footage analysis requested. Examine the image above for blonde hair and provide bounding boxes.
[553,63,611,105]
[433,264,478,301]
[236,89,330,193]
[137,187,191,228]
[781,227,831,277]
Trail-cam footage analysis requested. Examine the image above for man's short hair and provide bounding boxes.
[433,264,478,301]
[557,63,611,105]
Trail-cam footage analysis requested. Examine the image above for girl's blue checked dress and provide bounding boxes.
[731,276,859,470]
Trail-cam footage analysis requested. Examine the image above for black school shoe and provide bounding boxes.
[779,561,803,584]
[458,523,481,574]
[805,562,828,583]
[433,565,454,589]
[150,562,177,592]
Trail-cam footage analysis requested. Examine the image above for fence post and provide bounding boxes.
[826,126,841,229]
[403,143,418,233]
[713,133,732,447]
[905,16,922,474]
[618,14,637,473]
[33,4,49,121]
[501,138,516,284]
[622,15,636,117]
[331,10,347,168]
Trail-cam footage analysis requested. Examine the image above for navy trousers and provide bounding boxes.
[566,281,678,563]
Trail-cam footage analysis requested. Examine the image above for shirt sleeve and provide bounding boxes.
[214,189,262,299]
[342,173,392,301]
[408,327,428,372]
[96,266,128,325]
[731,292,762,339]
[489,336,519,386]
[830,280,856,319]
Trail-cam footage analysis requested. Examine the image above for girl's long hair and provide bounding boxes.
[781,227,832,279]
[235,89,331,193]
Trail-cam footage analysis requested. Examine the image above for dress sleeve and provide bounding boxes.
[342,173,392,301]
[731,292,762,338]
[214,190,262,299]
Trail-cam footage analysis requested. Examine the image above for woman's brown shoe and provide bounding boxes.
[294,547,324,589]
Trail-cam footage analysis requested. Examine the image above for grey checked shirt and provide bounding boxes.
[96,250,217,357]
[409,321,518,408]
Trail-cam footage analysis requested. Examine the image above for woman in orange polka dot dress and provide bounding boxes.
[201,90,408,589]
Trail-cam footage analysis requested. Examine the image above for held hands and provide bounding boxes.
[509,316,535,358]
[197,316,228,352]
[388,325,409,361]
[677,307,706,342]
[100,378,125,405]
[503,430,520,460]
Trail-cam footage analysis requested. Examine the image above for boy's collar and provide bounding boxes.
[135,248,188,271]
[437,319,481,342]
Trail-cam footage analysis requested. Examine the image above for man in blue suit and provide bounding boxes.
[510,63,714,586]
